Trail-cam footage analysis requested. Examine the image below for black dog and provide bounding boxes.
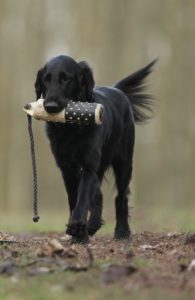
[35,55,156,242]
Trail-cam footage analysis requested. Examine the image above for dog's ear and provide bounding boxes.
[34,67,45,99]
[78,61,94,102]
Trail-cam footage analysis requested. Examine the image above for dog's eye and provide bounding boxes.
[59,72,69,83]
[43,74,51,86]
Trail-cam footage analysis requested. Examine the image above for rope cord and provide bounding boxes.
[27,115,40,222]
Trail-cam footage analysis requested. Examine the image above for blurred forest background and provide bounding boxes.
[0,0,195,233]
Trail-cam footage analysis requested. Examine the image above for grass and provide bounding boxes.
[1,204,195,234]
[0,273,194,300]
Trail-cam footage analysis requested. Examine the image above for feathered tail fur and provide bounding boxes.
[114,59,157,124]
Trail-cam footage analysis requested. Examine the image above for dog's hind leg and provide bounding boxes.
[112,157,133,239]
[112,125,135,240]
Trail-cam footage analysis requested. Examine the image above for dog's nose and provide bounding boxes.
[44,102,60,113]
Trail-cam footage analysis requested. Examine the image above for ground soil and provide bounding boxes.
[0,231,195,295]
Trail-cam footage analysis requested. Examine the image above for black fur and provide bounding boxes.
[35,55,156,242]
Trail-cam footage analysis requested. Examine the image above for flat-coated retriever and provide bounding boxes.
[35,55,156,242]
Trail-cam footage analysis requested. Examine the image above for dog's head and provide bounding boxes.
[35,55,95,113]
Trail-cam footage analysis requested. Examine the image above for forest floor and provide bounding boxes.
[0,231,195,300]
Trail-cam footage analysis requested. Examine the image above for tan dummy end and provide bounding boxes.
[23,99,66,123]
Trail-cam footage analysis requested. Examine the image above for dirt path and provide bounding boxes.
[0,231,195,296]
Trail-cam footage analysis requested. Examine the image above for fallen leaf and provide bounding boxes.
[36,239,65,257]
[28,267,51,276]
[0,231,17,243]
[48,239,64,254]
[167,232,180,238]
[59,235,72,242]
[139,243,164,251]
[0,231,11,240]
[140,244,155,250]
[188,259,195,271]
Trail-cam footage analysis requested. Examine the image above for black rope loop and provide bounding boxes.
[27,115,40,222]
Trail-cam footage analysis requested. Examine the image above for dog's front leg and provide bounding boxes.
[66,168,99,243]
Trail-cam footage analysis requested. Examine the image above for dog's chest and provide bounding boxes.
[46,123,92,164]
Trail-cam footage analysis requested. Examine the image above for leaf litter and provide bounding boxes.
[0,231,195,292]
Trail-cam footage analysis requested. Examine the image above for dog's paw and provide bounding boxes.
[114,228,131,240]
[66,222,89,243]
[87,219,104,236]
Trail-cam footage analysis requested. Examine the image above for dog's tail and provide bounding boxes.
[114,59,157,124]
